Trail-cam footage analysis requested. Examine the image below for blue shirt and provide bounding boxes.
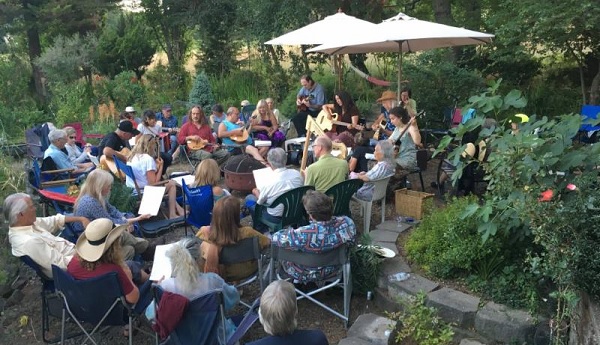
[379,106,397,140]
[44,144,74,170]
[156,112,178,129]
[297,82,325,112]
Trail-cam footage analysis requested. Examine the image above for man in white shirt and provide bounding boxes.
[4,193,90,278]
[246,148,303,232]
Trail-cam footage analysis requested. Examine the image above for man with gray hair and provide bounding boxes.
[248,280,328,345]
[245,147,303,232]
[4,193,89,278]
[304,135,348,192]
[44,128,94,173]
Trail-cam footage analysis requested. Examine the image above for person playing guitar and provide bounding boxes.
[388,106,422,173]
[217,106,270,166]
[291,74,326,137]
[321,90,364,149]
[370,90,398,143]
[177,106,230,165]
[97,121,139,175]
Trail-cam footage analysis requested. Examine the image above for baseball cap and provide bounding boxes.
[118,121,140,135]
[162,104,172,110]
[125,106,136,113]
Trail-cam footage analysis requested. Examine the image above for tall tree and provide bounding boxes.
[195,0,237,75]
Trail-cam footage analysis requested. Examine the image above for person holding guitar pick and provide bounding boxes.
[291,75,326,137]
[218,106,270,165]
[388,106,422,172]
[177,106,230,165]
[322,90,364,149]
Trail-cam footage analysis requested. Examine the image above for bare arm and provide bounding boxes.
[218,122,244,138]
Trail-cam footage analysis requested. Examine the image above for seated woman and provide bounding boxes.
[67,218,150,305]
[196,196,270,282]
[322,90,363,149]
[388,106,421,172]
[64,126,92,164]
[193,158,230,202]
[400,87,417,118]
[248,280,328,345]
[127,134,185,218]
[348,132,374,173]
[149,238,239,343]
[137,110,163,137]
[250,99,286,158]
[72,169,151,260]
[352,140,395,201]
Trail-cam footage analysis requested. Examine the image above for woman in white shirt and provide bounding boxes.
[137,110,163,137]
[126,134,184,218]
[64,126,91,164]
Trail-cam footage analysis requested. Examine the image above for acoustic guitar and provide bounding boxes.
[314,110,365,133]
[297,94,313,112]
[99,148,131,178]
[186,138,216,151]
[373,119,387,140]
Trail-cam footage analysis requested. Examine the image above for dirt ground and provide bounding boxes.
[0,155,445,345]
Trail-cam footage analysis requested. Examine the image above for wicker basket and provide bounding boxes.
[395,188,434,220]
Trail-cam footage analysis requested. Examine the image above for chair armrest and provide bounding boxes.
[41,178,77,187]
[41,168,76,175]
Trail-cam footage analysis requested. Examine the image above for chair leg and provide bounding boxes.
[418,171,425,192]
[364,202,372,233]
[380,198,386,226]
[129,316,133,345]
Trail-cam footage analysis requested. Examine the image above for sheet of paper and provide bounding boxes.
[138,185,166,216]
[254,140,272,147]
[252,167,275,191]
[171,174,195,187]
[87,153,100,167]
[149,243,177,281]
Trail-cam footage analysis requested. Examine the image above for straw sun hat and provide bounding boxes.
[75,218,127,262]
[376,90,397,103]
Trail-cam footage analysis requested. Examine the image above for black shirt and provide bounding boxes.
[97,132,129,157]
[350,145,374,173]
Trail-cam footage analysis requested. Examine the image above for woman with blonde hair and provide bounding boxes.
[127,134,185,218]
[72,169,151,260]
[196,196,270,282]
[251,99,286,157]
[193,159,230,203]
[64,126,92,164]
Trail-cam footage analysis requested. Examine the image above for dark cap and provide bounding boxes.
[118,121,140,135]
[162,104,172,110]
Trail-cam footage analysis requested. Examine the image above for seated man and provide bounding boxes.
[97,121,139,163]
[155,104,179,156]
[218,106,269,165]
[245,148,304,232]
[4,192,89,278]
[304,135,348,192]
[44,129,94,174]
[248,280,329,345]
[178,105,230,165]
[271,191,356,283]
[290,75,325,137]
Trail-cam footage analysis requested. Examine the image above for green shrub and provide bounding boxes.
[50,81,95,125]
[405,196,503,278]
[350,234,383,294]
[209,70,266,107]
[144,63,190,108]
[189,71,216,114]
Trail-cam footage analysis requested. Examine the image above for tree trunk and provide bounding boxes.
[432,0,456,62]
[23,0,45,103]
[589,59,600,105]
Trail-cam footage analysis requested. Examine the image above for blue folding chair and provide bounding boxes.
[181,180,213,235]
[51,265,146,345]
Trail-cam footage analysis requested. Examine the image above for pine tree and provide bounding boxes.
[188,71,215,114]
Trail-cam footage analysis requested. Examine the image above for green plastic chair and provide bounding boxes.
[253,185,315,233]
[325,179,364,217]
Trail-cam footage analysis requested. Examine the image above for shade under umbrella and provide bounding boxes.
[307,13,494,97]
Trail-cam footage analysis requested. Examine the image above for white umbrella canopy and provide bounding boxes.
[264,11,377,46]
[307,13,494,97]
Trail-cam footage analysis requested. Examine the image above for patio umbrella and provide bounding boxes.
[265,11,377,87]
[307,13,495,98]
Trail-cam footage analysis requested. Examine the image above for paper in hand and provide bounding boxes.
[149,243,177,281]
[138,185,166,216]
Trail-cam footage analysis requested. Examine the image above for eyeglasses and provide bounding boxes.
[311,144,322,149]
[68,136,76,139]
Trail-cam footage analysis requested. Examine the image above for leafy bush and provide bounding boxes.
[387,292,454,345]
[108,71,147,111]
[350,234,383,294]
[144,63,189,110]
[406,196,503,278]
[50,81,95,125]
[209,69,266,108]
[35,33,98,84]
[108,177,136,214]
[189,71,216,114]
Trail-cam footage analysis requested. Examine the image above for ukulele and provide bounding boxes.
[99,148,131,178]
[314,110,365,133]
[230,114,257,143]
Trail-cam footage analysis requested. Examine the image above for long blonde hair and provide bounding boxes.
[75,169,114,211]
[193,159,220,187]
[252,99,275,121]
[128,134,159,161]
[167,238,201,297]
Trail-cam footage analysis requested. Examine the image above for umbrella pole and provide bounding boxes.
[397,41,403,102]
